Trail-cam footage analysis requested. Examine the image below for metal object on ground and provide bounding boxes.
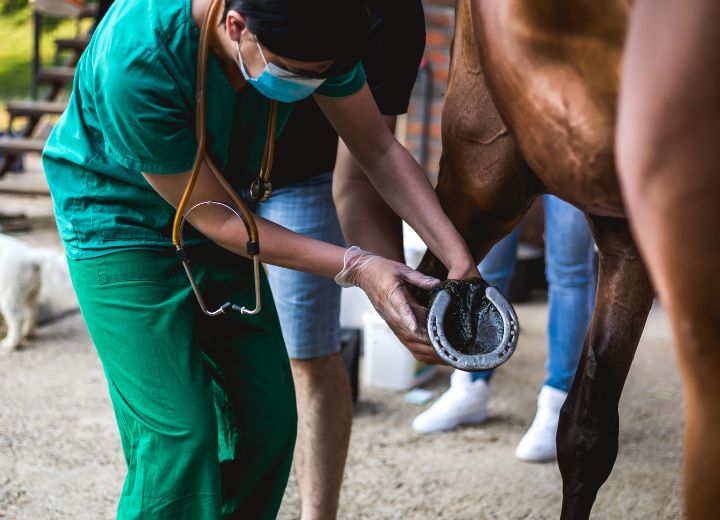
[427,279,519,371]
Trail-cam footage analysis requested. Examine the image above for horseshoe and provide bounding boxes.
[427,280,519,371]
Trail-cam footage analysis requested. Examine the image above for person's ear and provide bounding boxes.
[226,10,247,42]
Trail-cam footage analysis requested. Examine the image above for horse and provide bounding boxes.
[614,1,720,517]
[418,1,656,518]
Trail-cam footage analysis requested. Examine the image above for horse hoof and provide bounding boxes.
[426,279,519,371]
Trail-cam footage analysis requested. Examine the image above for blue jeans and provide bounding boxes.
[471,196,597,391]
[256,172,345,359]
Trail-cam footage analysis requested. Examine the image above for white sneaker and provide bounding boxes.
[412,371,490,433]
[515,385,568,462]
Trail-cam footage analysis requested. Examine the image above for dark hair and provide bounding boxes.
[224,0,369,75]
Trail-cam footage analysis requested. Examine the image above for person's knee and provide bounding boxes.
[545,239,595,289]
[121,405,220,511]
[141,390,219,462]
[546,259,595,288]
[146,411,219,472]
[545,232,595,288]
[183,417,219,452]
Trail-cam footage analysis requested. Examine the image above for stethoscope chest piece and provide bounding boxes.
[246,177,273,203]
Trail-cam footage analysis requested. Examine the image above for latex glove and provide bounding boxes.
[335,246,441,361]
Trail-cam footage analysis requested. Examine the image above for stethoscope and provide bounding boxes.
[171,0,277,316]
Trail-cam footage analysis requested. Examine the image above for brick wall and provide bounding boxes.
[401,0,456,184]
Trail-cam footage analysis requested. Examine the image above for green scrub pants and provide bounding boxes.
[67,244,297,519]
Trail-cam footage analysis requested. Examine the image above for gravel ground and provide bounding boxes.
[0,219,684,519]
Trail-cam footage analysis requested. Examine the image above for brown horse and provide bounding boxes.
[615,1,720,518]
[418,1,655,518]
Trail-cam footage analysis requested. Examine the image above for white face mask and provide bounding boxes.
[238,36,326,103]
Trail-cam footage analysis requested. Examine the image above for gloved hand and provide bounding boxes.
[335,246,442,362]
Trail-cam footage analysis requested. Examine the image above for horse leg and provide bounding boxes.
[557,216,654,520]
[616,1,720,516]
[416,0,539,282]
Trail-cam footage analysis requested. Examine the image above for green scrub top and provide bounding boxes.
[42,0,366,260]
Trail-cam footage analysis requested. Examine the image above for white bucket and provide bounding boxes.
[362,310,436,391]
[340,286,373,330]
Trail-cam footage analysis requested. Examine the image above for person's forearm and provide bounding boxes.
[359,139,475,275]
[333,119,404,262]
[316,87,477,278]
[214,213,346,278]
[143,168,346,279]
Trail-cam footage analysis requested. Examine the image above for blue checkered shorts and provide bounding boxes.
[256,172,345,359]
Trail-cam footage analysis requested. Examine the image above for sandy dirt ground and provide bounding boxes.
[0,188,684,519]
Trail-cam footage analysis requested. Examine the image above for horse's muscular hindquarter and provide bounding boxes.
[472,0,629,217]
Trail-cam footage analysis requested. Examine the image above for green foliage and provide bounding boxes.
[0,0,28,16]
[0,3,87,127]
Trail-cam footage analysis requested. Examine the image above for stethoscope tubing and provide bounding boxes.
[172,0,273,316]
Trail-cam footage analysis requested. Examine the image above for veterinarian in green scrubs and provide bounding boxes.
[42,0,478,518]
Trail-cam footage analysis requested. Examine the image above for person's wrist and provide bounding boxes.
[334,246,375,288]
[447,258,480,280]
[334,246,360,288]
[436,243,477,279]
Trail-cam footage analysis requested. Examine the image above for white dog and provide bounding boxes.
[0,233,77,353]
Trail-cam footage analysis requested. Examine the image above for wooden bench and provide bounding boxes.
[0,137,47,155]
[6,101,68,118]
[55,36,91,53]
[78,5,98,19]
[1,7,93,176]
[37,66,76,85]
